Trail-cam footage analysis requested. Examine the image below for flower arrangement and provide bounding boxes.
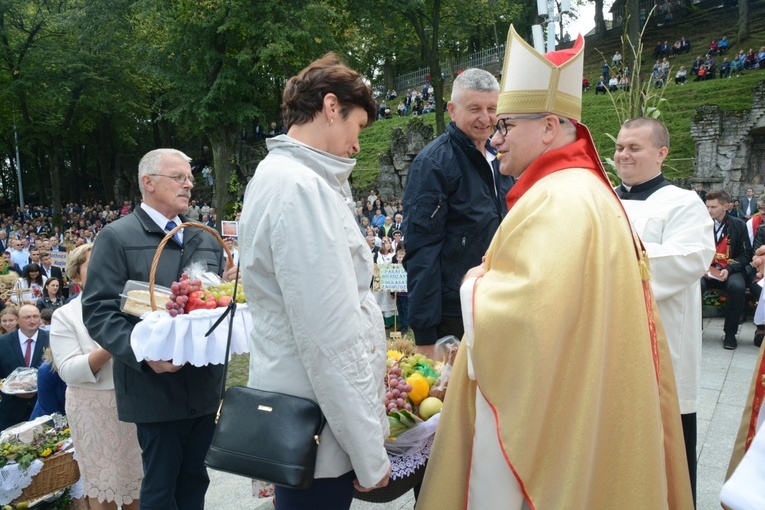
[703,290,727,309]
[0,421,71,470]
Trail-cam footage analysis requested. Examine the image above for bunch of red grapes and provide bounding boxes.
[384,365,413,412]
[166,273,204,317]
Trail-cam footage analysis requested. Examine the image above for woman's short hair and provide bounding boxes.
[281,52,376,130]
[66,243,94,281]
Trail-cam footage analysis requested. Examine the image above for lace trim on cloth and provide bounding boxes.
[131,304,252,366]
[0,460,44,505]
[390,434,433,480]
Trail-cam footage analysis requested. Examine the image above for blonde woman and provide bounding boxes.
[0,306,18,334]
[50,244,142,510]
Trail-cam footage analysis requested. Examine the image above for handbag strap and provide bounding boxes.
[206,264,328,437]
[206,262,241,417]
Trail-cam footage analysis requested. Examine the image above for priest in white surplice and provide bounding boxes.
[615,117,716,506]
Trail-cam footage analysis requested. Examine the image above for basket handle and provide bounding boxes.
[148,222,235,311]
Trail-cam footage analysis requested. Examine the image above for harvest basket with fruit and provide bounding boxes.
[126,223,252,367]
[0,415,79,506]
[354,339,458,503]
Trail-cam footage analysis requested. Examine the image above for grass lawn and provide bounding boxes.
[355,0,765,187]
[225,353,250,388]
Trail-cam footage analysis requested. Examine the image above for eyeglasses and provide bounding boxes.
[148,173,195,186]
[493,115,548,136]
[493,114,564,137]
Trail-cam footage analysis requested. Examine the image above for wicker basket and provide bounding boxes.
[12,450,80,504]
[148,222,234,311]
[353,462,426,503]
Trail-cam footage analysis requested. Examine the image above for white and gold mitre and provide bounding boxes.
[498,25,585,121]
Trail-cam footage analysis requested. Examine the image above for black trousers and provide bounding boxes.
[436,315,465,341]
[700,273,746,335]
[681,412,697,508]
[135,414,216,510]
[274,470,355,510]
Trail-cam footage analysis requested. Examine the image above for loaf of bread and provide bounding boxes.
[122,289,170,317]
[0,367,38,395]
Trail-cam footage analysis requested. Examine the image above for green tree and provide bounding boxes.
[134,0,350,224]
[738,0,749,42]
[397,0,448,134]
[0,0,151,214]
[594,0,607,36]
[356,0,528,135]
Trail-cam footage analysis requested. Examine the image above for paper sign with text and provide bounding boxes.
[375,263,408,292]
[49,251,68,268]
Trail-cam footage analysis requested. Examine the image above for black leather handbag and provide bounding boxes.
[203,268,327,489]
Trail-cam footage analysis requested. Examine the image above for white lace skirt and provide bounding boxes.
[374,290,397,316]
[65,386,143,505]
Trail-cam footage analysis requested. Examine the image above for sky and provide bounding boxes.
[532,2,600,48]
[568,3,598,38]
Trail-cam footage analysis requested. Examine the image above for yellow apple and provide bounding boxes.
[418,396,443,420]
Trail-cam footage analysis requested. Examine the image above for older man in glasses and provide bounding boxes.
[417,27,693,510]
[402,68,514,358]
[82,148,232,510]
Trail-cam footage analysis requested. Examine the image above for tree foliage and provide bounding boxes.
[0,0,151,215]
[738,0,749,42]
[0,0,535,213]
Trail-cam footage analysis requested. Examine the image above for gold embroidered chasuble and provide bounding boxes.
[726,343,765,484]
[416,161,693,509]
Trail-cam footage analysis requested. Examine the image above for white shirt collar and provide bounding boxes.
[19,330,39,353]
[141,203,183,243]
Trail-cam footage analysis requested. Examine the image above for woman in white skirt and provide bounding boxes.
[50,244,143,510]
[374,238,397,326]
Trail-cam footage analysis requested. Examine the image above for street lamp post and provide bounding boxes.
[534,0,571,53]
[14,122,24,210]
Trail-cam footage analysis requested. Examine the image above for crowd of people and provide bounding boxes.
[0,192,227,509]
[3,26,765,510]
[354,190,409,332]
[383,85,438,118]
[588,34,765,93]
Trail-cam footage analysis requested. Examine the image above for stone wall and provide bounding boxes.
[374,117,434,201]
[690,80,765,197]
[237,140,269,182]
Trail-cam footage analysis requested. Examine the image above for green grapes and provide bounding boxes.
[205,281,246,304]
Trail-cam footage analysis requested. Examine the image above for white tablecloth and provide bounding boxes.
[131,304,252,366]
